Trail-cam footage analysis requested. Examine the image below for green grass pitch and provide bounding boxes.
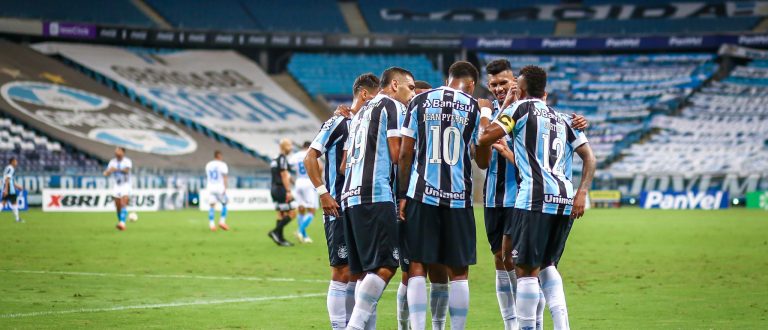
[0,208,766,329]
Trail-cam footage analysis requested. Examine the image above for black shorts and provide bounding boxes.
[324,211,348,267]
[509,208,574,268]
[1,193,17,204]
[398,220,410,273]
[404,199,476,267]
[343,202,399,274]
[484,207,514,253]
[271,186,295,211]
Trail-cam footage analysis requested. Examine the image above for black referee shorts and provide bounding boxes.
[343,202,399,274]
[404,199,476,268]
[509,208,574,268]
[270,186,295,211]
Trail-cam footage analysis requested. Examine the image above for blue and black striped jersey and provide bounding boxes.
[2,165,16,195]
[401,86,480,208]
[493,98,588,216]
[309,115,350,208]
[483,100,518,208]
[341,94,404,208]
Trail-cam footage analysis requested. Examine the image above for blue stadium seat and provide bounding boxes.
[287,53,444,97]
[0,0,153,26]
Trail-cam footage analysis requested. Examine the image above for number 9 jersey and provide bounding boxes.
[493,98,588,216]
[400,86,481,208]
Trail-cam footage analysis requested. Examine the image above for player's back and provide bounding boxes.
[504,98,588,215]
[341,94,402,208]
[205,160,228,190]
[289,150,310,183]
[402,86,480,208]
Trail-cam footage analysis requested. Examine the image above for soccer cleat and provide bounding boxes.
[209,223,217,231]
[219,223,229,231]
[279,240,294,247]
[15,218,24,223]
[295,231,305,243]
[303,236,313,243]
[116,222,126,231]
[268,231,282,245]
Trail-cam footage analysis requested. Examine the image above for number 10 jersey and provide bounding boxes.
[401,86,481,208]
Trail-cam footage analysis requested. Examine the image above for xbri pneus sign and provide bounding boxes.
[42,189,184,212]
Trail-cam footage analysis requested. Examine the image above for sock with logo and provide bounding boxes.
[430,282,449,330]
[536,289,546,330]
[406,276,427,330]
[208,206,215,225]
[396,282,409,330]
[516,277,540,330]
[327,280,347,330]
[345,281,356,323]
[347,274,386,330]
[539,266,570,330]
[219,204,227,224]
[448,280,470,330]
[496,270,517,329]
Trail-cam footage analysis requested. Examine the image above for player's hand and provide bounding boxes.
[492,140,514,161]
[477,98,492,110]
[286,191,293,202]
[320,193,339,218]
[571,189,588,220]
[334,104,352,118]
[398,199,407,221]
[501,86,520,110]
[572,113,588,130]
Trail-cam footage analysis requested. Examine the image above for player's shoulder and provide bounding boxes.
[320,114,348,131]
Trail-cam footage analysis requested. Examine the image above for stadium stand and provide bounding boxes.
[0,0,153,26]
[607,59,768,177]
[358,0,558,35]
[576,17,762,35]
[287,53,444,98]
[477,53,719,170]
[145,0,347,32]
[0,113,102,174]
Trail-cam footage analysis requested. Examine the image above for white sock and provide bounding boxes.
[508,271,518,296]
[406,276,427,330]
[364,305,377,330]
[516,277,540,330]
[397,283,409,330]
[495,270,517,330]
[347,274,386,330]
[536,289,546,330]
[346,281,357,323]
[11,203,19,221]
[430,282,449,330]
[448,280,470,330]
[219,217,226,224]
[327,281,347,329]
[539,266,570,330]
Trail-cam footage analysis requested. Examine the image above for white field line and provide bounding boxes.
[0,292,326,319]
[1,269,327,283]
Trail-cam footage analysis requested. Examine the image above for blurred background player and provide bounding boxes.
[398,61,492,330]
[2,157,23,223]
[479,65,596,330]
[290,141,318,243]
[103,147,132,231]
[304,73,380,330]
[342,67,414,330]
[205,150,229,231]
[414,80,432,94]
[268,138,297,246]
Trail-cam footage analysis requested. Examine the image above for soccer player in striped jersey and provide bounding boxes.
[398,61,492,330]
[479,65,596,330]
[342,67,415,330]
[304,73,380,330]
[2,157,23,223]
[482,59,590,330]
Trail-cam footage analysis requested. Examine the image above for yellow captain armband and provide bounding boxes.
[494,114,515,134]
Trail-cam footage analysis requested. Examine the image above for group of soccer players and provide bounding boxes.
[292,58,595,330]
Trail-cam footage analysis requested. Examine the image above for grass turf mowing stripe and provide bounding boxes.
[0,293,327,319]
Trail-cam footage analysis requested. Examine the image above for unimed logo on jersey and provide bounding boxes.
[640,191,728,210]
[1,81,197,155]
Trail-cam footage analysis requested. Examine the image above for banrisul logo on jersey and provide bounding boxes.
[1,81,197,155]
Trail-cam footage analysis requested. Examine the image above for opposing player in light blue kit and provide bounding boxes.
[103,147,133,231]
[205,150,230,231]
[290,141,317,243]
